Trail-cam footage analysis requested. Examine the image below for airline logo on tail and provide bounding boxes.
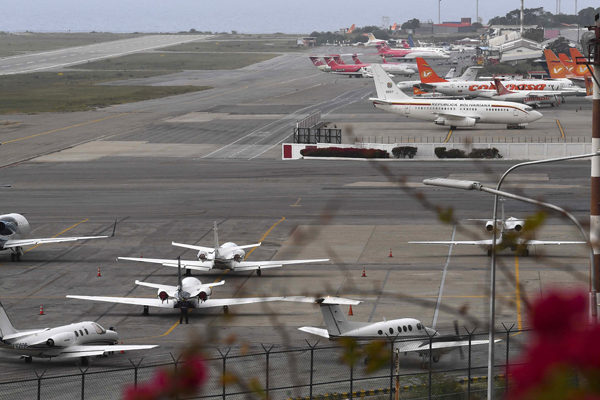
[415,57,447,83]
[544,49,568,79]
[569,48,593,77]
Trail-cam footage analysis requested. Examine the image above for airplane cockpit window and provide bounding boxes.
[84,328,89,335]
[378,330,383,335]
[389,328,394,334]
[74,331,79,337]
[403,326,407,332]
[408,325,413,331]
[92,322,106,334]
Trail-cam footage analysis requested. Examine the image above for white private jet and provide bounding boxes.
[409,215,585,256]
[370,64,543,129]
[299,299,497,363]
[67,258,300,322]
[117,221,329,276]
[0,213,115,261]
[0,302,156,365]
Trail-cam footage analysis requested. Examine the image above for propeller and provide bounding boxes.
[454,320,465,360]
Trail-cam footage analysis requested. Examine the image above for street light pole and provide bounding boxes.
[423,151,600,400]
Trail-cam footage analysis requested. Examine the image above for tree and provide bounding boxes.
[546,37,571,55]
[522,28,544,43]
[401,18,421,30]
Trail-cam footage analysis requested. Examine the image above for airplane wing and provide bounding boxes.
[396,338,500,353]
[55,344,158,359]
[66,295,174,308]
[134,280,177,292]
[4,235,109,248]
[233,258,330,271]
[171,242,214,253]
[118,257,214,271]
[526,240,585,245]
[409,240,494,246]
[298,327,330,338]
[195,297,287,308]
[433,111,480,122]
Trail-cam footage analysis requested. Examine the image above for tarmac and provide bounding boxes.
[0,38,593,395]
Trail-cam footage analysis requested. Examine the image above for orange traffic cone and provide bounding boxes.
[389,248,393,258]
[39,305,44,315]
[361,267,367,277]
[348,305,354,316]
[97,267,102,277]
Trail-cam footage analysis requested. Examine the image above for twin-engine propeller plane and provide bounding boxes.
[118,221,329,276]
[0,213,116,261]
[299,299,497,363]
[67,258,302,323]
[0,301,156,364]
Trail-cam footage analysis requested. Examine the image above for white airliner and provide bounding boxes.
[476,78,562,107]
[0,302,156,364]
[409,216,585,256]
[0,213,115,261]
[117,221,329,276]
[299,299,497,363]
[370,64,543,129]
[67,259,300,321]
[396,65,482,91]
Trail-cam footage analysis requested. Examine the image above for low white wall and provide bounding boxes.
[281,142,593,160]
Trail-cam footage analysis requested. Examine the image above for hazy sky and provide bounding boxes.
[2,1,598,33]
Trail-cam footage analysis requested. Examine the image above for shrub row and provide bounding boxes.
[300,147,389,158]
[434,147,502,159]
[391,146,418,159]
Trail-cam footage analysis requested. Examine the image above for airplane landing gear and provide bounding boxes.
[179,307,189,324]
[142,306,149,316]
[487,247,492,257]
[256,268,262,277]
[223,305,229,314]
[10,248,22,262]
[432,355,440,363]
[24,356,32,364]
[80,357,89,367]
[185,269,192,277]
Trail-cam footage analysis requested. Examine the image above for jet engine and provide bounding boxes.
[158,290,169,302]
[0,221,17,236]
[505,219,524,232]
[197,251,208,261]
[0,213,30,236]
[46,332,75,347]
[232,253,243,262]
[198,288,212,302]
[485,221,495,232]
[433,117,476,127]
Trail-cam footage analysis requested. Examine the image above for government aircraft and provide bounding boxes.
[477,78,562,107]
[415,58,581,97]
[409,213,585,256]
[0,213,115,261]
[0,302,156,364]
[67,259,301,322]
[117,222,328,276]
[376,43,450,60]
[370,64,543,129]
[299,298,497,363]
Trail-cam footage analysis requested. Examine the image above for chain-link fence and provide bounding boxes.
[0,327,529,400]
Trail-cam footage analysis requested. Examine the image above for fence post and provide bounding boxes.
[34,370,46,400]
[502,323,515,395]
[261,344,274,399]
[129,358,144,389]
[79,367,88,400]
[464,328,477,400]
[217,348,231,400]
[388,336,398,400]
[305,339,319,400]
[427,331,433,400]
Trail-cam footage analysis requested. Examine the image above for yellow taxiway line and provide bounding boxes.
[244,216,286,260]
[556,119,566,139]
[159,321,180,337]
[24,218,89,253]
[443,129,453,143]
[1,113,128,145]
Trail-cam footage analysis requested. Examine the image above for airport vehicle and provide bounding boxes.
[67,259,297,321]
[375,43,449,60]
[396,65,481,91]
[352,54,416,76]
[0,302,156,364]
[298,298,497,363]
[409,216,585,256]
[476,78,562,107]
[0,213,115,261]
[416,58,581,97]
[118,222,328,276]
[370,64,543,129]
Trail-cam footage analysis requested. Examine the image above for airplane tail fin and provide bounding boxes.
[324,56,339,67]
[332,55,345,64]
[413,86,429,96]
[309,56,324,67]
[371,64,410,101]
[319,304,353,336]
[494,78,512,95]
[558,53,575,73]
[367,33,376,41]
[416,57,447,83]
[213,221,220,250]
[544,49,568,79]
[586,76,594,96]
[0,302,18,338]
[444,67,456,79]
[569,48,593,76]
[352,54,363,64]
[458,66,481,81]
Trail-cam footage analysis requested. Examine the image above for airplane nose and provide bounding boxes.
[530,110,543,121]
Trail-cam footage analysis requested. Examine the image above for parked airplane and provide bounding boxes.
[0,214,115,261]
[543,49,592,82]
[476,78,562,107]
[352,54,416,76]
[362,33,387,47]
[118,222,328,276]
[309,56,331,72]
[323,57,367,77]
[370,64,543,129]
[396,64,481,91]
[409,215,585,256]
[0,302,156,364]
[67,258,301,322]
[375,43,449,60]
[416,58,581,97]
[298,299,497,363]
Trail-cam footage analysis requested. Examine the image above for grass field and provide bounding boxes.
[76,52,279,70]
[0,32,137,57]
[0,71,209,113]
[162,39,304,53]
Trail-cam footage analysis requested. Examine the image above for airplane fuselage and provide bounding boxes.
[332,318,434,340]
[425,79,574,97]
[0,213,30,251]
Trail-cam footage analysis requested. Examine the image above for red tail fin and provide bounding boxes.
[416,57,447,83]
[309,56,324,67]
[331,54,345,64]
[413,86,429,95]
[324,57,338,67]
[351,54,363,64]
[493,78,512,95]
[544,49,568,78]
[569,48,593,77]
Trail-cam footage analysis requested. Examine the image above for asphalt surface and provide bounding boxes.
[0,39,593,399]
